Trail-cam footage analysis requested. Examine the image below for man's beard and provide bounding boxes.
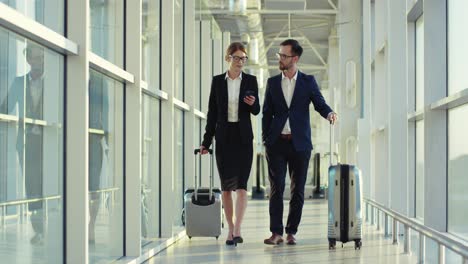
[279,62,290,71]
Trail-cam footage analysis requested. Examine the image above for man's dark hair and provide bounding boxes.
[280,39,303,57]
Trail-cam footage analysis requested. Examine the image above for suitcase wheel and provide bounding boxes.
[354,240,362,250]
[328,239,336,250]
[188,236,192,239]
[216,236,219,240]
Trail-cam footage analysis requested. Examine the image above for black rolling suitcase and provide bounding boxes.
[327,124,363,250]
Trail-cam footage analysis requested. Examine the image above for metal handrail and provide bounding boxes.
[0,195,61,207]
[88,187,119,195]
[364,198,468,263]
[0,187,118,206]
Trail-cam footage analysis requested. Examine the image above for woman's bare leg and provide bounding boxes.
[233,189,247,237]
[222,191,234,240]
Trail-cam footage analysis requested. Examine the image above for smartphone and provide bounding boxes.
[244,90,255,98]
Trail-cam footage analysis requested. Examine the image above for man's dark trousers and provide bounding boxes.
[266,137,311,236]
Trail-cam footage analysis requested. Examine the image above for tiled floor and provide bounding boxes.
[145,199,417,264]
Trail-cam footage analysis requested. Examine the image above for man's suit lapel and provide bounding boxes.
[289,71,302,107]
[275,75,288,109]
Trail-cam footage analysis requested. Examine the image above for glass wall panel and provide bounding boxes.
[194,21,201,110]
[415,15,424,110]
[90,0,124,67]
[88,70,124,263]
[142,0,160,92]
[173,109,184,231]
[448,105,468,240]
[174,0,184,99]
[448,0,468,95]
[0,29,64,263]
[0,0,64,34]
[141,95,160,249]
[415,120,424,220]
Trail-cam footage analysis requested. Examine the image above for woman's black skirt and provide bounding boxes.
[215,122,253,191]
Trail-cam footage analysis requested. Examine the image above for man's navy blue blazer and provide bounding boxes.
[262,71,333,152]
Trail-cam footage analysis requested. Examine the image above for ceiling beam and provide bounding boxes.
[245,64,327,70]
[294,26,327,66]
[327,0,338,10]
[263,37,328,49]
[197,9,338,15]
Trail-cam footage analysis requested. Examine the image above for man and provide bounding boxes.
[262,39,337,245]
[1,42,46,245]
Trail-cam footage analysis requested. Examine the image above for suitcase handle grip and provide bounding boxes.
[194,148,213,155]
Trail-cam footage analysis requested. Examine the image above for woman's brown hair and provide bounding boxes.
[225,42,247,60]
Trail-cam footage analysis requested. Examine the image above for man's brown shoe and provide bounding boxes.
[286,234,296,245]
[264,233,284,245]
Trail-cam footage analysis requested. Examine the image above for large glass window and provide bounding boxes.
[415,15,424,110]
[194,21,201,110]
[90,0,124,67]
[173,109,184,231]
[448,105,468,240]
[0,30,64,263]
[174,0,184,99]
[141,95,160,249]
[0,0,64,34]
[448,0,468,95]
[142,0,160,92]
[415,120,424,220]
[88,70,124,263]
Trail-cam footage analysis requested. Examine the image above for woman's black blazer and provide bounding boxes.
[202,72,260,148]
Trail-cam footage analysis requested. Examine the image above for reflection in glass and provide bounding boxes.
[141,95,161,249]
[142,0,160,92]
[448,0,468,95]
[415,15,424,110]
[0,30,64,263]
[448,105,468,240]
[0,0,64,34]
[194,20,201,110]
[415,120,424,220]
[88,70,124,263]
[173,110,184,231]
[90,0,124,67]
[174,0,184,99]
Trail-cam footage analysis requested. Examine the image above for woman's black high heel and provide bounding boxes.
[226,233,236,246]
[233,236,243,244]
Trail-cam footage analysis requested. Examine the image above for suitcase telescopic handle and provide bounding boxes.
[330,122,333,166]
[328,122,340,166]
[194,148,214,201]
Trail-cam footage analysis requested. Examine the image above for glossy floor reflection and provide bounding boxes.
[145,199,417,264]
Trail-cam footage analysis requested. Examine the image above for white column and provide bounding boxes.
[200,20,212,186]
[160,0,175,237]
[125,0,142,256]
[373,0,389,206]
[222,32,230,73]
[387,0,408,215]
[184,0,196,190]
[66,1,89,263]
[423,0,447,231]
[359,0,372,200]
[337,0,362,166]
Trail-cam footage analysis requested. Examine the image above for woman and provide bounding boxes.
[200,42,260,246]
